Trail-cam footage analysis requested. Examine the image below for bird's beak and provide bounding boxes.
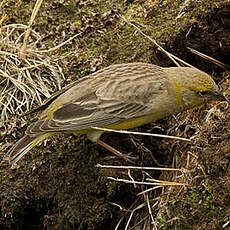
[214,88,228,102]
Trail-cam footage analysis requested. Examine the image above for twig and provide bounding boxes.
[92,127,191,142]
[0,13,7,26]
[188,47,230,70]
[146,193,157,229]
[36,32,82,53]
[0,0,6,9]
[128,169,137,188]
[107,177,184,186]
[20,0,44,59]
[137,186,163,196]
[125,202,147,230]
[96,164,186,172]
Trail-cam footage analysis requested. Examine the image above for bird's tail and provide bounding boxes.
[4,133,52,166]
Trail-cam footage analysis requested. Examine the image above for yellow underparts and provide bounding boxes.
[30,133,55,149]
[171,78,185,110]
[84,114,161,142]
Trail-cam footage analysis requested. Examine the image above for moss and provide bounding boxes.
[163,184,229,229]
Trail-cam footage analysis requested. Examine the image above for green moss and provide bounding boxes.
[160,181,229,229]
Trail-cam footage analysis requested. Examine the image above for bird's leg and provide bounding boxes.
[97,140,137,163]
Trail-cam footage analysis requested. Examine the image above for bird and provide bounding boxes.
[5,62,227,166]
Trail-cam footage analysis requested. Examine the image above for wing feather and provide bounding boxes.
[25,63,168,135]
[26,111,124,135]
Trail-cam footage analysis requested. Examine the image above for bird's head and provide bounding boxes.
[169,67,227,109]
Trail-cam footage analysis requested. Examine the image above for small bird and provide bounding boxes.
[5,63,226,165]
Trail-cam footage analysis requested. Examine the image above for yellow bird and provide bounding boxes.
[5,63,226,165]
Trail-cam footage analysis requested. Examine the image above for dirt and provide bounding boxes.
[0,0,229,229]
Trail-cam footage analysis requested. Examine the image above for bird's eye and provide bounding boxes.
[199,91,210,96]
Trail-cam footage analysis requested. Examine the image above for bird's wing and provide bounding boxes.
[26,85,167,135]
[22,63,164,117]
[25,63,168,134]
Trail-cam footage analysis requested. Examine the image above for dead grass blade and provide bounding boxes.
[20,0,44,59]
[93,127,191,142]
[0,23,65,124]
[188,47,230,70]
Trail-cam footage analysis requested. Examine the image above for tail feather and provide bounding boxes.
[5,133,52,166]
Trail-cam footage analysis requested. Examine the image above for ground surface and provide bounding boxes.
[0,0,229,229]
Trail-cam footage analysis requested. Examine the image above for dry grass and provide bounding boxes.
[97,154,195,230]
[0,1,64,125]
[97,163,189,229]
